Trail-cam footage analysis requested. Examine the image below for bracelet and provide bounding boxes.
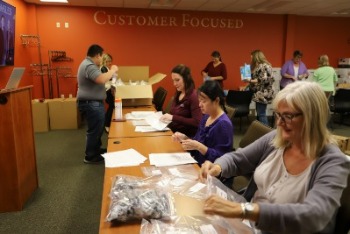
[240,203,246,219]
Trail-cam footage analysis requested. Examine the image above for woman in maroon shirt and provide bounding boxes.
[202,51,227,88]
[160,64,203,138]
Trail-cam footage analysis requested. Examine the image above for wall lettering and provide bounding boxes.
[93,11,243,29]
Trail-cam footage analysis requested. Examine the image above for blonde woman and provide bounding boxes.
[100,53,115,133]
[249,50,275,126]
[199,81,349,233]
[313,54,338,99]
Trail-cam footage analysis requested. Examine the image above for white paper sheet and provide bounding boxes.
[149,152,197,167]
[135,126,170,132]
[145,112,170,130]
[131,120,149,126]
[125,111,155,120]
[102,148,147,168]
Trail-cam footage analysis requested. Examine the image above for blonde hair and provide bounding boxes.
[318,54,330,67]
[101,53,112,67]
[250,49,271,71]
[272,81,336,159]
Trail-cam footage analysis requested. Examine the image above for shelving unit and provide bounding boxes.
[30,63,48,98]
[20,35,47,98]
[48,50,74,98]
[20,35,75,98]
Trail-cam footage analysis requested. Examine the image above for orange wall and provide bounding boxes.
[1,1,350,101]
[0,0,37,91]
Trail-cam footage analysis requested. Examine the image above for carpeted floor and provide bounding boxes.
[0,127,107,234]
[0,117,349,234]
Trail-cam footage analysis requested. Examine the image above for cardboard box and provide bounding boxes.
[118,66,149,82]
[48,98,81,130]
[31,100,49,132]
[114,66,166,107]
[332,134,350,153]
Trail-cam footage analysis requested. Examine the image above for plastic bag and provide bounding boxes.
[206,174,246,203]
[240,63,251,81]
[140,216,232,234]
[141,165,199,183]
[106,175,175,222]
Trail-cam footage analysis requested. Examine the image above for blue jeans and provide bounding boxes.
[256,102,269,126]
[78,100,105,160]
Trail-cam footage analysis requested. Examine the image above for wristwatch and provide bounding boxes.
[241,202,254,219]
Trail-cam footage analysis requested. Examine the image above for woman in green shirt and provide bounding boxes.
[313,55,338,99]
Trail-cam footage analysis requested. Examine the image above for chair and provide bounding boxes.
[334,159,350,234]
[232,120,274,193]
[163,96,174,114]
[225,104,236,124]
[330,89,350,126]
[226,90,253,131]
[152,86,167,112]
[239,120,273,148]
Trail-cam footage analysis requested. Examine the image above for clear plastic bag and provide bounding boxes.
[140,216,232,234]
[178,180,207,200]
[141,164,198,181]
[141,165,202,195]
[206,174,246,203]
[106,175,175,222]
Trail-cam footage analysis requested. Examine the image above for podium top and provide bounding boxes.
[0,85,33,95]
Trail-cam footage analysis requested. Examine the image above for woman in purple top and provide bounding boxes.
[172,80,233,165]
[202,51,227,88]
[280,50,309,89]
[160,64,202,138]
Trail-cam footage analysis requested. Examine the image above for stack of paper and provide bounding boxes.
[135,126,170,132]
[145,112,170,130]
[125,111,155,120]
[102,148,147,168]
[149,152,197,167]
[131,120,149,126]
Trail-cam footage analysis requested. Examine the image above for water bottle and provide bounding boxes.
[114,98,122,120]
[111,73,117,84]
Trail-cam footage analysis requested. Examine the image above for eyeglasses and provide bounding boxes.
[274,112,302,124]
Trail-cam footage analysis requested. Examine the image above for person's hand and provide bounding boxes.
[249,79,257,84]
[181,139,201,151]
[160,113,173,123]
[202,71,208,78]
[110,65,118,73]
[172,132,187,142]
[204,195,242,218]
[199,161,221,182]
[298,74,308,80]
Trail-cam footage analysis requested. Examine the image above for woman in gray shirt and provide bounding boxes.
[199,81,350,234]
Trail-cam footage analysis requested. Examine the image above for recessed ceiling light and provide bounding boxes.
[40,0,68,3]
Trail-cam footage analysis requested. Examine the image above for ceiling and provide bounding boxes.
[23,0,350,17]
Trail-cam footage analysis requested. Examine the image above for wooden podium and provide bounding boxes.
[0,86,38,212]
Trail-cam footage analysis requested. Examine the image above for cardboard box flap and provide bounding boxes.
[148,73,167,85]
[116,85,153,99]
[118,66,149,82]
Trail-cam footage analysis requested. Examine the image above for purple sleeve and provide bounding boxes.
[298,61,309,76]
[281,60,292,77]
[204,117,233,162]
